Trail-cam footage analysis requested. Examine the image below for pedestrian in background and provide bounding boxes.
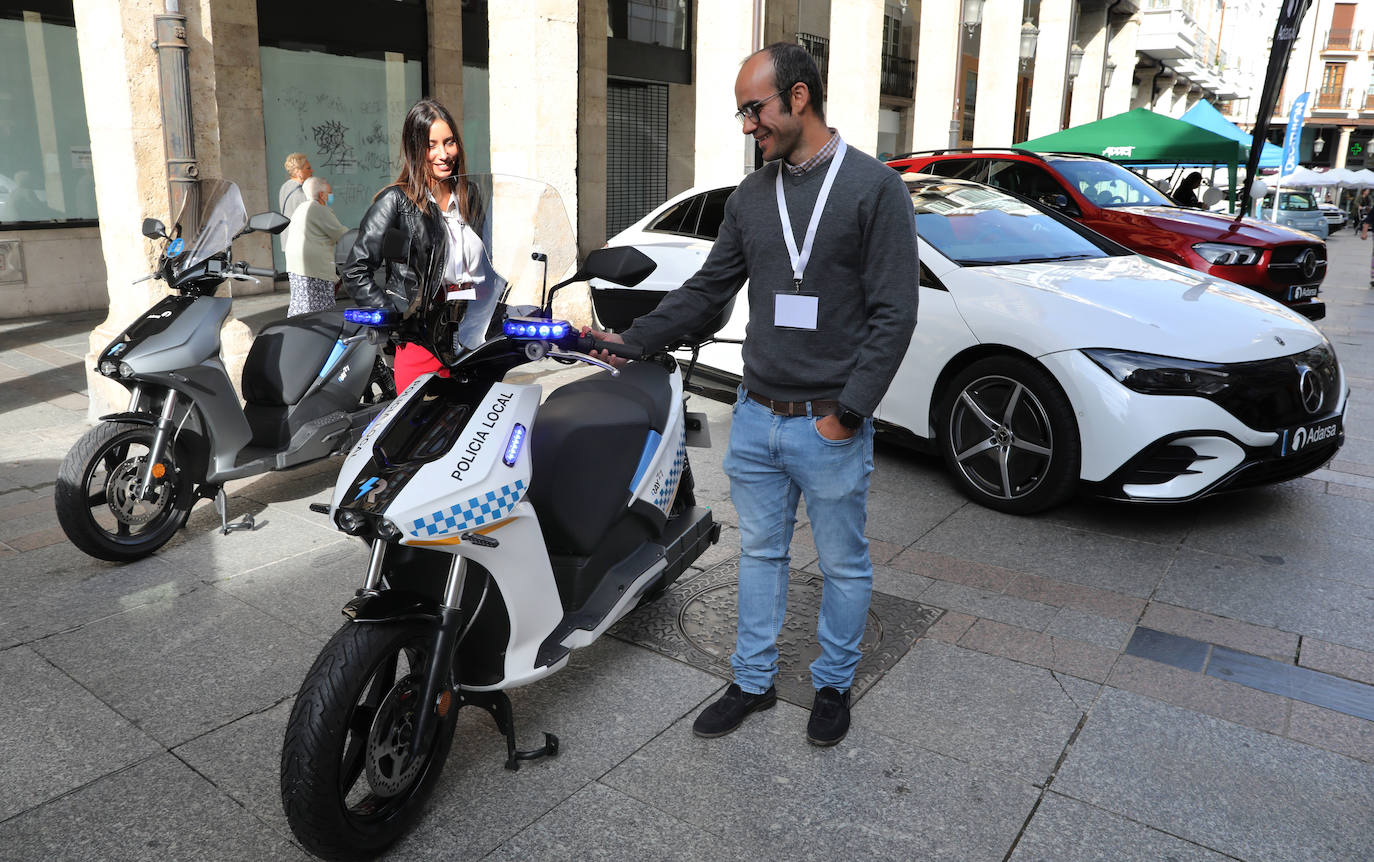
[278,153,312,215]
[1173,171,1203,207]
[285,176,349,316]
[589,42,918,747]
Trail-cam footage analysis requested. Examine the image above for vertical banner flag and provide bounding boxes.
[1281,91,1311,177]
[1237,0,1314,221]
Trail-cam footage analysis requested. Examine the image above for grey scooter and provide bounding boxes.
[55,179,396,562]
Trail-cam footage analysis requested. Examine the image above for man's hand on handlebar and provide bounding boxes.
[581,327,631,370]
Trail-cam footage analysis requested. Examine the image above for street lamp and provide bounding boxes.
[1314,135,1326,156]
[1019,20,1040,71]
[1067,42,1085,79]
[962,0,985,33]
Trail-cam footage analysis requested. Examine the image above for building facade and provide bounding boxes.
[2,0,1287,327]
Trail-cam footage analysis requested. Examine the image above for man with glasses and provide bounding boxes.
[590,42,917,746]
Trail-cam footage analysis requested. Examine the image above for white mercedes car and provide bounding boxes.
[591,175,1346,514]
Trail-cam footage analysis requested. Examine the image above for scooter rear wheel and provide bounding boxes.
[281,621,457,861]
[54,421,196,562]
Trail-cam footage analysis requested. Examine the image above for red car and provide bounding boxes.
[887,149,1327,321]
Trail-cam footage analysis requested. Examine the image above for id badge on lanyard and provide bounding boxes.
[774,139,846,332]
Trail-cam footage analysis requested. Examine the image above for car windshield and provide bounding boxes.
[908,179,1111,267]
[1045,157,1174,208]
[1264,191,1317,211]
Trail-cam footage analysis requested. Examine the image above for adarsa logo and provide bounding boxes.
[1290,423,1338,452]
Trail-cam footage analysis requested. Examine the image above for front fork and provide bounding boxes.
[138,388,178,501]
[357,541,557,769]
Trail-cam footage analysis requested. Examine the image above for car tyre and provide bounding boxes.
[938,356,1080,515]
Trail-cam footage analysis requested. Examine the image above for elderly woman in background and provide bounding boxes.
[285,175,350,316]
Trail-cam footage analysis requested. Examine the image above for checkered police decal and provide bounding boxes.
[409,480,527,537]
[652,436,687,512]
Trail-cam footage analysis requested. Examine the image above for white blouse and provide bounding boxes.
[435,190,488,292]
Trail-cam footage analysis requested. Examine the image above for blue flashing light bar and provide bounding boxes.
[344,308,395,327]
[503,423,527,466]
[503,317,571,341]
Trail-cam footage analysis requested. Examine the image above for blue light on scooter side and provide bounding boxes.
[345,308,395,327]
[503,423,527,466]
[503,317,570,341]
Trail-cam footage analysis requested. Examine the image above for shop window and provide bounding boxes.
[0,7,97,227]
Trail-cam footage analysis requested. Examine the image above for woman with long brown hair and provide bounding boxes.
[342,98,491,390]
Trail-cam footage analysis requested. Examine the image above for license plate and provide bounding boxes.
[1288,284,1319,302]
[1276,414,1343,457]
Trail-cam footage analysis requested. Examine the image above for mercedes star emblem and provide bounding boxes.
[1298,366,1324,415]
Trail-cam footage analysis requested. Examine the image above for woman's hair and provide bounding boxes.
[302,176,329,204]
[387,98,468,219]
[284,152,309,176]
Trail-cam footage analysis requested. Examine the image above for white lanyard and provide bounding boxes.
[775,138,847,288]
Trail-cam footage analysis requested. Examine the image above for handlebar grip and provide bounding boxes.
[243,266,276,278]
[575,335,646,361]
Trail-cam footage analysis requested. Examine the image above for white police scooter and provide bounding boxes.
[280,174,718,861]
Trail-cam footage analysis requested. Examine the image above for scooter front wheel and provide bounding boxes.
[281,621,458,861]
[54,421,196,562]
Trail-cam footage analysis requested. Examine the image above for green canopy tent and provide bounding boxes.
[1018,107,1247,211]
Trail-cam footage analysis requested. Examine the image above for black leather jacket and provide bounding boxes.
[342,186,447,313]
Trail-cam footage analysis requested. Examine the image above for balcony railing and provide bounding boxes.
[1317,87,1346,108]
[1325,27,1360,50]
[1364,89,1374,111]
[881,54,914,98]
[796,32,829,87]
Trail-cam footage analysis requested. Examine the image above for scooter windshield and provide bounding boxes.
[171,179,249,275]
[414,174,579,346]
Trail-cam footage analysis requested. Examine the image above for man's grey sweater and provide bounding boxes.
[621,145,918,416]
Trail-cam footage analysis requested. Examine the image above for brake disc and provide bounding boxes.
[105,456,169,526]
[365,673,429,797]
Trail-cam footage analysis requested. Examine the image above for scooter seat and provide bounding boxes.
[528,362,672,557]
[243,311,347,406]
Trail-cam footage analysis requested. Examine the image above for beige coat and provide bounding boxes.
[285,200,349,281]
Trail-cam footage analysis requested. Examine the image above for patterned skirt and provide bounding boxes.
[287,273,336,316]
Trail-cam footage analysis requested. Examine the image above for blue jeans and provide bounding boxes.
[723,388,876,694]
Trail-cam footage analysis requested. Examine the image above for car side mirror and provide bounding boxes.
[142,218,167,239]
[246,211,290,235]
[1041,193,1080,217]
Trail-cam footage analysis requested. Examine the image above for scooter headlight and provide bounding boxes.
[335,508,368,535]
[118,361,134,378]
[99,361,121,377]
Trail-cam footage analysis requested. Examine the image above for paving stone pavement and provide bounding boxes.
[2,233,1374,862]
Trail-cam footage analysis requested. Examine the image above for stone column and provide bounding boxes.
[75,0,253,418]
[1069,4,1107,126]
[668,82,698,196]
[1103,10,1138,118]
[489,3,579,204]
[1336,126,1355,169]
[1027,0,1073,140]
[694,0,755,185]
[827,0,882,155]
[972,0,1022,147]
[428,0,463,115]
[1132,65,1160,110]
[763,0,801,47]
[577,0,608,257]
[912,0,960,150]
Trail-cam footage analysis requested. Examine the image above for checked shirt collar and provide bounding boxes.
[784,128,840,176]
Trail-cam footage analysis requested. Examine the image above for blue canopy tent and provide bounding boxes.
[1179,100,1282,169]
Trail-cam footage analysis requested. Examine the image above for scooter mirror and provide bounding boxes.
[142,218,168,239]
[581,246,656,287]
[246,211,291,235]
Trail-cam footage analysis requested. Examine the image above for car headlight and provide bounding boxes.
[1192,242,1262,266]
[1083,348,1231,396]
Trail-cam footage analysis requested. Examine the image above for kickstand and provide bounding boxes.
[457,689,559,771]
[213,488,255,535]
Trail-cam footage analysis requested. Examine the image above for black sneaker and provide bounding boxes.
[806,686,852,746]
[692,683,777,738]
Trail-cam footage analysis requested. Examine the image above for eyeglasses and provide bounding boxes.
[735,89,787,125]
